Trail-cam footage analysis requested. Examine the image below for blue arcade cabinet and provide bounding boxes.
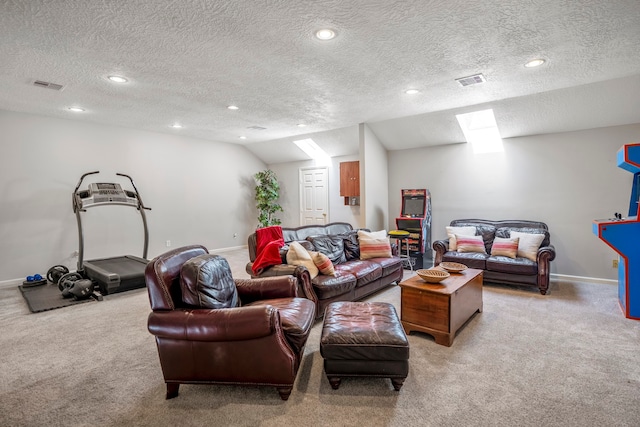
[593,143,640,320]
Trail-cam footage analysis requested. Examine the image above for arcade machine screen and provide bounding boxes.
[403,197,425,218]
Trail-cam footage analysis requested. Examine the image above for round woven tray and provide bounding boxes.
[416,268,450,283]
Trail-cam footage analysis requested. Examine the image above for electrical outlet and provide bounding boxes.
[166,240,171,247]
[612,259,619,268]
[233,233,238,239]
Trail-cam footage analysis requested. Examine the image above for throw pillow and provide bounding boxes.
[340,230,360,261]
[306,235,346,264]
[286,241,319,279]
[310,251,336,276]
[180,254,239,309]
[446,226,477,251]
[358,229,392,260]
[455,234,486,253]
[490,236,519,258]
[510,231,545,262]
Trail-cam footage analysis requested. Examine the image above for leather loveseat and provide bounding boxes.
[246,222,404,316]
[433,219,556,294]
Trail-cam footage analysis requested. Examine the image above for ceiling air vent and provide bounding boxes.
[455,74,486,87]
[247,126,267,131]
[33,80,65,91]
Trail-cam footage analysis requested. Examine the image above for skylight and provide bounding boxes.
[455,109,504,154]
[293,138,330,165]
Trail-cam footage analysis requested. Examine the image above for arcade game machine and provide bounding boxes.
[394,189,432,269]
[593,143,640,320]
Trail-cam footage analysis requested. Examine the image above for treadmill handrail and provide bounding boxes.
[74,172,151,272]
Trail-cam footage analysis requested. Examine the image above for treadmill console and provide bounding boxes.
[77,182,138,209]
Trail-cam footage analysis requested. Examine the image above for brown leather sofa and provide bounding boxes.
[433,219,556,294]
[145,245,316,400]
[246,222,404,317]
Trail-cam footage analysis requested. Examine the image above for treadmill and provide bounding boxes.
[73,171,151,295]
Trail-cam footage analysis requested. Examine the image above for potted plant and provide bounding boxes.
[254,169,283,228]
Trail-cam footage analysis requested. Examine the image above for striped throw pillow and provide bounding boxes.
[455,234,486,253]
[311,251,336,276]
[358,230,392,260]
[446,226,477,250]
[286,241,319,279]
[490,237,519,258]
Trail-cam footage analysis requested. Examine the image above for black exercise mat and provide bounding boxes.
[19,283,94,313]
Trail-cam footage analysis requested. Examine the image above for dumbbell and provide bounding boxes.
[23,273,46,287]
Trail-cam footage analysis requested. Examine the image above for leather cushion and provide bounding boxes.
[496,227,550,248]
[339,230,361,261]
[442,251,488,269]
[245,297,315,353]
[311,272,356,299]
[320,301,409,361]
[369,256,403,277]
[180,254,238,309]
[335,261,382,287]
[306,235,347,264]
[486,256,538,274]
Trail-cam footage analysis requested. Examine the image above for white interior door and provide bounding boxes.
[299,167,329,225]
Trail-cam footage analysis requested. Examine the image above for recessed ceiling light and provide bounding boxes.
[315,29,336,40]
[227,105,239,110]
[108,75,128,83]
[239,136,247,139]
[68,106,85,112]
[171,123,182,128]
[297,123,306,127]
[405,89,420,95]
[524,58,546,68]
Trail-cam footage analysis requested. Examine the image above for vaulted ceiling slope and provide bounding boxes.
[1,1,639,164]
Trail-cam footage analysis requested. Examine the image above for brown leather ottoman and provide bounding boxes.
[320,301,410,391]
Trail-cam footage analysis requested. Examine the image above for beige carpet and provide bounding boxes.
[1,247,639,426]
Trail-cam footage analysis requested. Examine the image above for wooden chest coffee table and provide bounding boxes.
[399,268,483,346]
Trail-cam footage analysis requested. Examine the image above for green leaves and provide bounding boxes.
[254,169,283,227]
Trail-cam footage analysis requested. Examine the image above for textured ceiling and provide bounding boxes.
[1,0,640,164]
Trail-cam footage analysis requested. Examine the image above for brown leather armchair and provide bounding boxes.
[145,245,316,400]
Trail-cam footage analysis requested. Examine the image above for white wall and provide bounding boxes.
[0,110,266,281]
[268,155,362,227]
[388,123,640,280]
[360,123,389,231]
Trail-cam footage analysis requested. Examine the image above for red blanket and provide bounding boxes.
[252,226,285,275]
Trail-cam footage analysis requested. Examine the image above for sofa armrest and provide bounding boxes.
[390,242,398,256]
[432,239,451,265]
[246,262,317,307]
[235,275,298,303]
[537,244,556,263]
[148,305,278,341]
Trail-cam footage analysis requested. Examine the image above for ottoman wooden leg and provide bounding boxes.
[166,383,179,399]
[328,376,342,390]
[391,378,405,391]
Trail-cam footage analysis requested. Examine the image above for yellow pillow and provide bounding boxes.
[446,226,477,250]
[286,241,319,279]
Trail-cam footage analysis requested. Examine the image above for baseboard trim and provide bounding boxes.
[0,278,23,289]
[550,273,616,286]
[0,245,250,290]
[209,245,247,253]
